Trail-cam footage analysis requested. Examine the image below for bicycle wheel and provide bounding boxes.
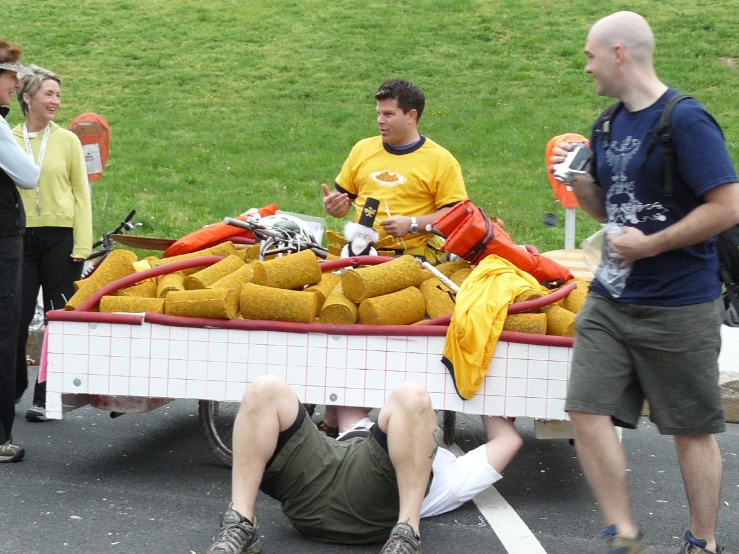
[199,399,240,467]
[199,400,317,467]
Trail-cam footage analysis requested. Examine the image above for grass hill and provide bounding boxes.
[6,0,739,252]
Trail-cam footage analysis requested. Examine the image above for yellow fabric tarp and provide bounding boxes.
[442,254,548,400]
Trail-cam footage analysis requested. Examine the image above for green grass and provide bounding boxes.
[6,0,739,254]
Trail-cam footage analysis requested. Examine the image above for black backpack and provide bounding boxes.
[594,93,739,325]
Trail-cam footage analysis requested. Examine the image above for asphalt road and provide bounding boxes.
[2,369,738,554]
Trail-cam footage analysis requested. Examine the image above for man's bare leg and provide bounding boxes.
[674,434,722,552]
[482,416,523,473]
[569,411,639,539]
[231,376,299,521]
[377,383,438,535]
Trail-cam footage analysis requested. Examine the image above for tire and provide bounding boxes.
[199,400,240,467]
[442,410,456,445]
[198,400,317,468]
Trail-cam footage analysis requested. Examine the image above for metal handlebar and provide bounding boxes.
[224,217,328,260]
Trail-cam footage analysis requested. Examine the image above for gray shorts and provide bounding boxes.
[565,292,726,435]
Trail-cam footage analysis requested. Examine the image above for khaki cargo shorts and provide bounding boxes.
[565,292,726,435]
[260,405,401,545]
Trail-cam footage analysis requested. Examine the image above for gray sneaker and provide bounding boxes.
[26,404,51,422]
[380,521,421,554]
[206,505,261,554]
[0,440,25,463]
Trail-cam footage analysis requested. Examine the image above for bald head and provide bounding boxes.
[589,11,655,64]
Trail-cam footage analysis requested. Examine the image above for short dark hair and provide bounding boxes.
[375,78,425,122]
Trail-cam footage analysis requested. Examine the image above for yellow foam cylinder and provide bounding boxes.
[66,249,138,310]
[253,249,322,290]
[100,295,165,314]
[234,247,249,261]
[157,272,185,298]
[304,272,342,311]
[244,243,262,262]
[240,282,318,323]
[562,279,589,314]
[513,288,546,304]
[503,313,547,334]
[342,255,422,303]
[114,279,158,298]
[545,305,576,337]
[419,278,456,319]
[164,288,239,319]
[451,268,473,287]
[184,255,244,290]
[210,263,256,292]
[434,259,472,278]
[319,284,358,324]
[359,286,426,325]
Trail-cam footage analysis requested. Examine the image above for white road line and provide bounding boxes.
[449,445,548,554]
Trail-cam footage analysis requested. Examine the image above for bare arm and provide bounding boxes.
[611,182,739,265]
[570,177,607,223]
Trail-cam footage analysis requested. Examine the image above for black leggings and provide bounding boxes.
[0,235,23,443]
[16,227,83,406]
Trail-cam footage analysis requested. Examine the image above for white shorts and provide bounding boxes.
[421,444,502,518]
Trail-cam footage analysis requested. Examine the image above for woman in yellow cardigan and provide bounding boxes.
[13,65,92,421]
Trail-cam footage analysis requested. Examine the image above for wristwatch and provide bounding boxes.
[409,217,419,234]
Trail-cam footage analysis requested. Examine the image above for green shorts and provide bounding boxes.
[260,404,401,544]
[565,292,726,435]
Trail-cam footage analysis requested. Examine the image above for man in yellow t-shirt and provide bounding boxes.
[322,78,467,264]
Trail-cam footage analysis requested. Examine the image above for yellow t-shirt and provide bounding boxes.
[335,136,467,250]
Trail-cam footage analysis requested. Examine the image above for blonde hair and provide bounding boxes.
[17,65,61,116]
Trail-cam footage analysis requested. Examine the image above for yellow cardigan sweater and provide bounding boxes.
[12,122,93,259]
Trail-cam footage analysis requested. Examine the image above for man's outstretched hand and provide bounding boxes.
[322,183,351,218]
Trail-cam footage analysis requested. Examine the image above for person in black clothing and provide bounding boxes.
[0,38,40,463]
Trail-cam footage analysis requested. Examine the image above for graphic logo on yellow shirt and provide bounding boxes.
[369,170,407,187]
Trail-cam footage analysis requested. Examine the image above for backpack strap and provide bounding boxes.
[593,101,623,150]
[640,93,693,204]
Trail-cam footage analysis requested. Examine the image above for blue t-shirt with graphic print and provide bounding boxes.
[589,88,738,306]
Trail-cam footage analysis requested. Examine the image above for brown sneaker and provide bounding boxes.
[0,440,25,463]
[601,525,652,553]
[379,521,421,554]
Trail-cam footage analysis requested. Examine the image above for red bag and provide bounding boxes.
[434,200,573,286]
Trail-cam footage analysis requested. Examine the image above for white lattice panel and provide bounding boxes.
[44,320,573,421]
